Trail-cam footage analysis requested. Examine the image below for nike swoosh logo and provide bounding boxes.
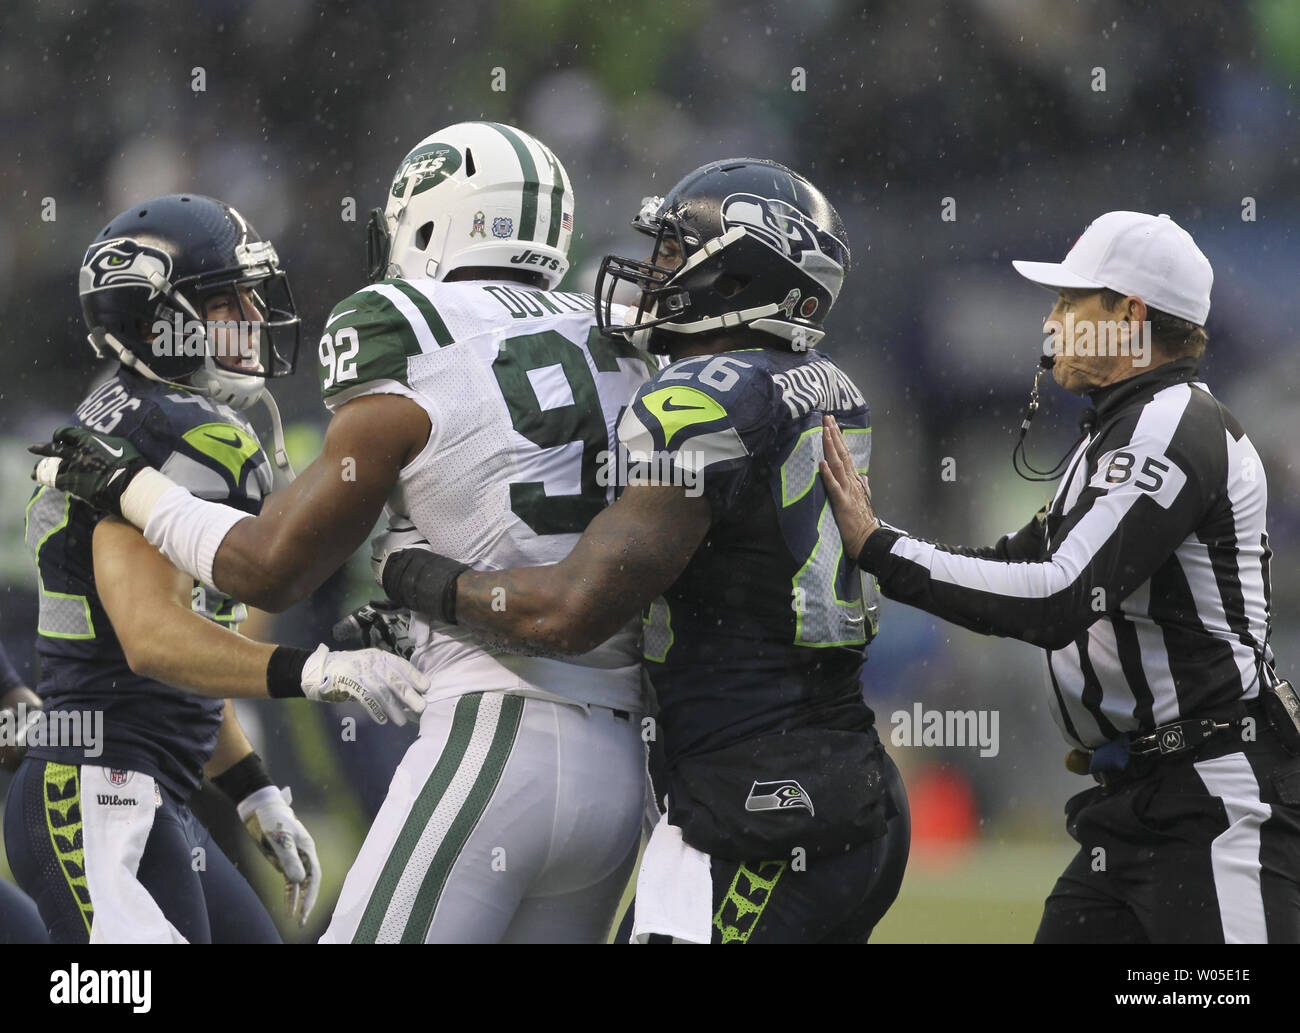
[205,431,244,449]
[93,436,124,458]
[659,396,709,413]
[326,308,357,327]
[846,613,865,623]
[107,468,126,487]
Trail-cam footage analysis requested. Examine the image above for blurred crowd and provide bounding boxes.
[1,0,1297,907]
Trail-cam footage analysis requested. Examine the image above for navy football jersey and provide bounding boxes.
[617,347,878,762]
[25,368,273,796]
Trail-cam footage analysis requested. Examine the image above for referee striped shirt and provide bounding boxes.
[859,357,1274,750]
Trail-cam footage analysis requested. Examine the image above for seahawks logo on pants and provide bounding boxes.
[745,779,814,816]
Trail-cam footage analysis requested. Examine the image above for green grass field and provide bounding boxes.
[872,841,1075,943]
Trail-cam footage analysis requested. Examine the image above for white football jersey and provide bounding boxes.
[318,277,655,711]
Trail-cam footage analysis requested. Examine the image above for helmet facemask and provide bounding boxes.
[147,241,299,410]
[597,200,841,355]
[597,161,850,356]
[183,269,299,409]
[595,199,696,351]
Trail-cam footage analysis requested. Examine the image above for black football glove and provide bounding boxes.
[332,600,416,660]
[30,426,148,518]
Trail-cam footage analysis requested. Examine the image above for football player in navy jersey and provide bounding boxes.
[8,195,427,943]
[370,159,911,943]
[32,163,910,944]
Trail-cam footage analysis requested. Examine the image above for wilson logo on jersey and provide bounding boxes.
[745,779,815,816]
[80,238,173,296]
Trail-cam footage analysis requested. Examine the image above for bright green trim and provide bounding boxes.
[640,385,727,448]
[26,488,95,641]
[182,422,260,483]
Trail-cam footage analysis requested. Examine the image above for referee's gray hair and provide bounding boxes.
[1095,288,1208,361]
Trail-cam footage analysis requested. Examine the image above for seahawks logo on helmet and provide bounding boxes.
[745,779,815,816]
[721,193,846,296]
[721,193,828,261]
[80,238,172,298]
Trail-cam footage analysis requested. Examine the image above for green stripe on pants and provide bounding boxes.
[351,695,481,943]
[402,694,524,942]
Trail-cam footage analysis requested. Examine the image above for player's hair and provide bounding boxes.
[1097,287,1208,361]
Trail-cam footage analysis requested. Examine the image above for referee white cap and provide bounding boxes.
[1012,211,1213,325]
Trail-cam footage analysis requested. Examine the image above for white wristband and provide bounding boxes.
[142,486,251,589]
[118,466,184,530]
[236,784,285,823]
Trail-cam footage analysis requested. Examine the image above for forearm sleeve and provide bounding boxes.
[142,485,251,589]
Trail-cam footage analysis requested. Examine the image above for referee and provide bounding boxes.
[820,210,1300,943]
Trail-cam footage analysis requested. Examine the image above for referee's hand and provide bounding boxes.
[820,414,881,560]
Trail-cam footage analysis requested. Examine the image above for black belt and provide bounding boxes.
[1127,716,1234,757]
[1090,700,1261,788]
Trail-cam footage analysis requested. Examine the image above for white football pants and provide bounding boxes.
[321,691,644,943]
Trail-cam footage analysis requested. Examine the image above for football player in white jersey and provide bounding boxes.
[35,123,655,943]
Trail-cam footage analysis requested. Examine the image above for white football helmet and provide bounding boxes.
[366,122,575,290]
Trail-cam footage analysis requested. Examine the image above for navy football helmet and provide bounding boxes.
[79,194,299,411]
[595,159,850,354]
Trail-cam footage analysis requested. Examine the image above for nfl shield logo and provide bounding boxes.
[491,216,514,239]
[108,769,131,787]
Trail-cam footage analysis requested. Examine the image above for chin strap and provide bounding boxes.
[90,330,196,394]
[257,389,296,481]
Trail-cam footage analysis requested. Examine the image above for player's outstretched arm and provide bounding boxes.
[382,484,712,657]
[33,393,429,613]
[94,517,427,724]
[821,407,1206,649]
[211,395,428,610]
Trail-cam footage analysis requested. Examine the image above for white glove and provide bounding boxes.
[370,514,431,588]
[300,643,427,725]
[238,785,320,927]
